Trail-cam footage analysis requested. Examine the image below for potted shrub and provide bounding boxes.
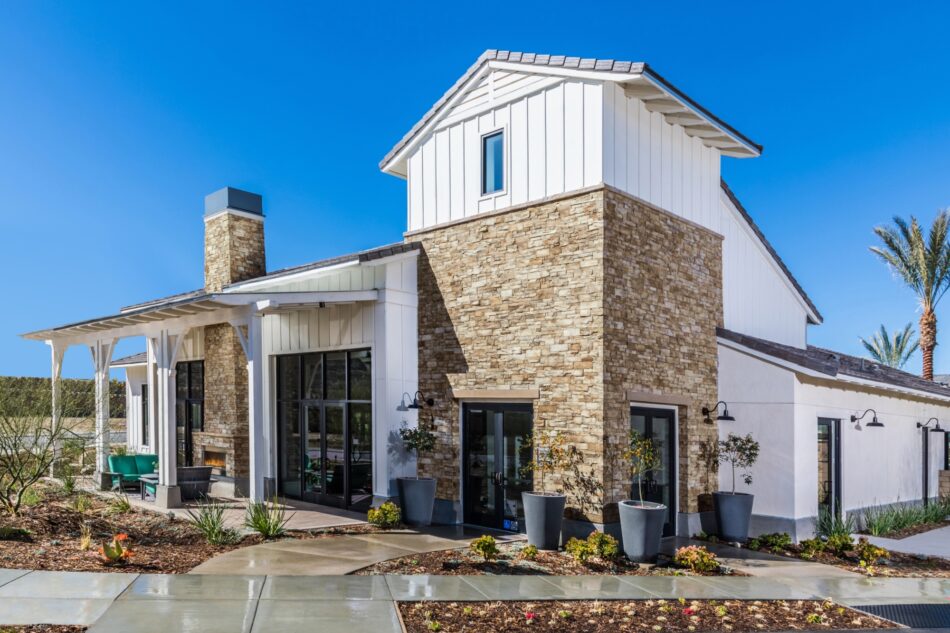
[618,431,665,563]
[397,419,437,526]
[713,432,760,542]
[521,431,572,550]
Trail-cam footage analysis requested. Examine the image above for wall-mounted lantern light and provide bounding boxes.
[917,417,945,433]
[851,408,884,429]
[702,401,735,424]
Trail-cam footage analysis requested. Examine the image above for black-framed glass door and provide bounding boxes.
[175,361,204,467]
[818,418,841,517]
[630,406,676,537]
[277,350,372,511]
[463,403,533,531]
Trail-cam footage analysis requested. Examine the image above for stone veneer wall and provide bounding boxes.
[412,186,722,525]
[196,211,265,492]
[601,187,722,519]
[940,470,950,498]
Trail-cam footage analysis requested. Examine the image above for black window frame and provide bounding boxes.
[141,383,149,447]
[481,129,505,195]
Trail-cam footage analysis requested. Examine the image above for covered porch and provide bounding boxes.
[24,289,382,508]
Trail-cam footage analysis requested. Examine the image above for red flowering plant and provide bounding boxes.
[99,533,134,565]
[524,611,537,622]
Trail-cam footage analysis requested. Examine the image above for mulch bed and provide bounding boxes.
[0,627,85,632]
[0,484,254,574]
[356,541,743,576]
[745,542,950,578]
[863,519,950,540]
[398,599,896,632]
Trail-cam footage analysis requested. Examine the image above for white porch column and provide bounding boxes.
[90,338,117,489]
[232,309,266,502]
[47,340,66,477]
[149,328,186,507]
[146,343,158,455]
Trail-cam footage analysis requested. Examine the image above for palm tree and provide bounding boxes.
[870,212,950,380]
[860,323,919,369]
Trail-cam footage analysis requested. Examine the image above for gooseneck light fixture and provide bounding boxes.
[406,391,434,410]
[851,409,884,428]
[702,401,735,424]
[917,417,945,433]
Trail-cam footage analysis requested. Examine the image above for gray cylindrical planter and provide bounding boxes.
[522,492,566,550]
[618,500,666,563]
[397,477,436,526]
[713,491,754,542]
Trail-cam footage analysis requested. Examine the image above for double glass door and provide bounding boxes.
[175,361,204,467]
[277,350,373,511]
[463,403,533,531]
[630,407,676,537]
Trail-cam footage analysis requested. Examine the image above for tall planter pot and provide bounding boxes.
[713,491,754,542]
[397,477,436,527]
[522,492,566,550]
[618,500,666,563]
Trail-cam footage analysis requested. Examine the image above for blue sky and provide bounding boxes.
[3,1,950,379]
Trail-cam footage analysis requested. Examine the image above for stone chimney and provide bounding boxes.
[204,187,266,292]
[198,187,265,496]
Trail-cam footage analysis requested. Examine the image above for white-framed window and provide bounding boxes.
[481,129,504,195]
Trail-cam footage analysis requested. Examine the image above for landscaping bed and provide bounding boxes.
[356,541,743,576]
[0,483,253,573]
[398,599,896,632]
[0,627,84,633]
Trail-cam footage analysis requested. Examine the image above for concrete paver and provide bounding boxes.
[250,599,402,633]
[0,569,137,600]
[0,568,29,588]
[120,573,265,600]
[462,575,577,600]
[620,576,747,599]
[87,598,257,633]
[785,576,950,602]
[0,597,114,626]
[384,574,488,601]
[692,576,822,600]
[864,524,950,559]
[540,575,655,599]
[260,575,392,600]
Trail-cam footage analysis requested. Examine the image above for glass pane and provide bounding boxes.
[465,409,495,520]
[818,422,831,508]
[349,403,373,509]
[650,415,672,509]
[348,350,371,400]
[304,405,323,495]
[279,402,301,497]
[324,404,345,498]
[176,401,186,428]
[176,365,188,400]
[141,385,149,446]
[502,410,533,525]
[277,356,300,401]
[190,402,203,431]
[325,352,346,400]
[482,131,504,194]
[303,354,322,400]
[190,362,204,399]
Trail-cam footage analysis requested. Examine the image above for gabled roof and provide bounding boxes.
[111,352,147,368]
[381,49,762,176]
[718,328,950,400]
[720,180,823,325]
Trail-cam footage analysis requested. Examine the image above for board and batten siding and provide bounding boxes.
[407,73,604,232]
[263,304,374,356]
[602,82,722,232]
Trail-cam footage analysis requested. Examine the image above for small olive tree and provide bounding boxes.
[716,433,760,494]
[0,380,89,515]
[398,418,437,455]
[624,431,662,504]
[520,431,579,493]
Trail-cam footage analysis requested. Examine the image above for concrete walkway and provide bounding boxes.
[864,524,950,559]
[190,526,524,575]
[1,569,947,632]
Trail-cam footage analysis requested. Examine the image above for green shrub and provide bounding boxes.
[673,545,719,573]
[826,533,854,557]
[107,493,132,515]
[855,537,889,566]
[20,487,43,507]
[61,466,77,495]
[469,535,499,561]
[749,532,791,552]
[565,536,593,563]
[367,501,401,528]
[519,544,539,560]
[0,526,31,541]
[72,494,93,513]
[586,531,620,561]
[817,507,856,540]
[244,497,293,539]
[799,537,826,560]
[187,499,241,545]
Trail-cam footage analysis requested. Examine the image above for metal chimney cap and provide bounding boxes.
[204,187,264,218]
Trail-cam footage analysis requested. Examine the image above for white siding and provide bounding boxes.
[602,82,721,233]
[124,366,148,452]
[407,72,604,232]
[178,328,204,362]
[262,304,374,355]
[720,190,809,347]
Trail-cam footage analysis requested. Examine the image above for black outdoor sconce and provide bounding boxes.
[405,391,434,410]
[917,417,945,433]
[702,401,735,424]
[851,408,884,428]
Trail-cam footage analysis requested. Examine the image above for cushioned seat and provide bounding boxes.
[107,454,157,491]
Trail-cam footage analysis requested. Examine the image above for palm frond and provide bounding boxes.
[860,323,919,369]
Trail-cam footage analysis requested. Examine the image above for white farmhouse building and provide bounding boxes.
[25,50,949,540]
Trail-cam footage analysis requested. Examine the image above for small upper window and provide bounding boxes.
[481,130,504,195]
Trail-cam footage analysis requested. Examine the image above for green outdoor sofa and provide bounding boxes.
[107,454,158,492]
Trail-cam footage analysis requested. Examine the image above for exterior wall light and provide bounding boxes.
[917,417,945,433]
[851,409,884,428]
[407,391,434,410]
[702,401,734,424]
